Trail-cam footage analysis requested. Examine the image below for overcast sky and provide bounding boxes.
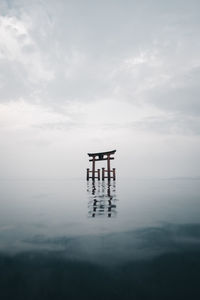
[0,0,200,179]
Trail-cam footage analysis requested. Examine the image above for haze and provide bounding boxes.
[0,0,200,179]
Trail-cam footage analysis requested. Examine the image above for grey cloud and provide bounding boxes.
[131,114,200,135]
[0,60,34,102]
[147,66,200,116]
[101,115,200,135]
[0,0,199,106]
[33,120,84,131]
[0,0,200,142]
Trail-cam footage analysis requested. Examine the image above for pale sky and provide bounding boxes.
[0,0,200,179]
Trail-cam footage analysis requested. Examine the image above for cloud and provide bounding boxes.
[1,0,200,110]
[0,0,200,178]
[147,66,200,116]
[0,14,54,102]
[131,114,200,135]
[0,100,85,133]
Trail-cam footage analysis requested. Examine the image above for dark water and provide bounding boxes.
[0,178,200,299]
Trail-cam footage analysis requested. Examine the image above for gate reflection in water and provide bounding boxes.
[87,181,118,218]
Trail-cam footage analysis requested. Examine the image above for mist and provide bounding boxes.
[0,0,200,179]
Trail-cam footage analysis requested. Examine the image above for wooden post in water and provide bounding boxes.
[113,168,116,181]
[87,168,89,181]
[102,168,105,180]
[92,157,95,180]
[107,154,111,181]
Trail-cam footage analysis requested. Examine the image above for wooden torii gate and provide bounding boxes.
[87,150,116,181]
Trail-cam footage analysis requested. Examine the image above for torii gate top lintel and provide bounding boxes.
[87,150,116,161]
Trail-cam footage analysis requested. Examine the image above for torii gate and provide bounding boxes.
[87,150,116,181]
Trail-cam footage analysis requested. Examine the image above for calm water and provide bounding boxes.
[0,178,200,299]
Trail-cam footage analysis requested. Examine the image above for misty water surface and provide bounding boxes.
[0,178,200,299]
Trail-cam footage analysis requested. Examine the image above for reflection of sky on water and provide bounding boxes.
[0,178,200,260]
[0,179,200,299]
[4,223,199,264]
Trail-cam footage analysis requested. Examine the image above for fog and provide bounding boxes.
[0,0,200,179]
